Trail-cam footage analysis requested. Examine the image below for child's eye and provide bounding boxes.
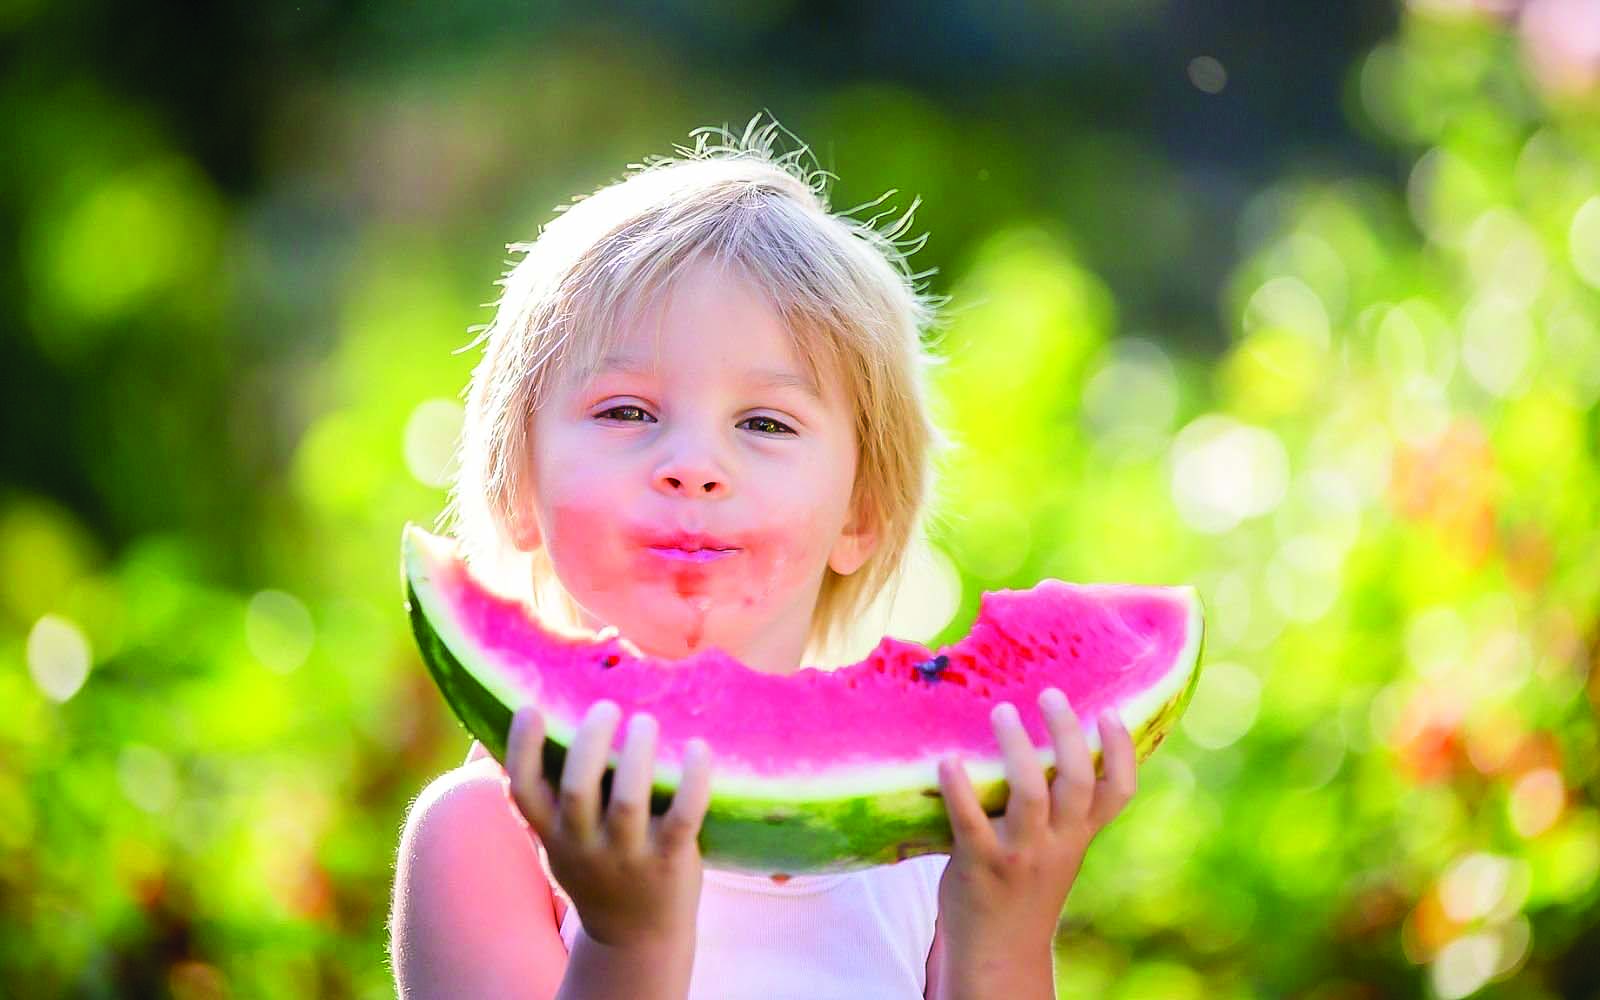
[740,415,796,436]
[596,406,794,436]
[597,405,654,424]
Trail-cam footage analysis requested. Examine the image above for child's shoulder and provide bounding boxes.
[399,742,568,931]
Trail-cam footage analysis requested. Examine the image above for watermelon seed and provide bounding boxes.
[913,654,950,683]
[600,653,621,669]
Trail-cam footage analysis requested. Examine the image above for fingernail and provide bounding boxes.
[992,702,1019,726]
[1039,688,1069,712]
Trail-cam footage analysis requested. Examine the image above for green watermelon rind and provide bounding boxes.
[401,523,1206,874]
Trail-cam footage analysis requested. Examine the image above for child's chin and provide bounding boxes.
[619,610,744,660]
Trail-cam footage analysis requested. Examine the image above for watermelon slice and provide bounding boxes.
[401,523,1205,874]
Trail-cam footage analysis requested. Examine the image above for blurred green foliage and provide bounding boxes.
[2,2,1599,998]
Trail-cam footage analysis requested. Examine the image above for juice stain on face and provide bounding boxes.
[635,529,804,655]
[670,569,713,651]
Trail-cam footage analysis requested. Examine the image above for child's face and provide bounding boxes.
[517,259,876,673]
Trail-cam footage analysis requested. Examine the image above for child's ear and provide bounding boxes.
[508,505,542,552]
[827,506,879,577]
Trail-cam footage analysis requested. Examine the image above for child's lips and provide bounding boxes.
[645,545,741,563]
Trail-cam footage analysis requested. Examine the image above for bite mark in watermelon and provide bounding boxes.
[401,524,1205,874]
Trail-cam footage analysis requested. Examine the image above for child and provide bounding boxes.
[388,115,1139,999]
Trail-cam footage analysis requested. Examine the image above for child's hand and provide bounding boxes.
[504,700,713,952]
[934,688,1137,960]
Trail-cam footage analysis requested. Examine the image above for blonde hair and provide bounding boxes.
[442,113,956,666]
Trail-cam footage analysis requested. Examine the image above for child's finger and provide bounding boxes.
[1089,711,1137,830]
[506,706,557,840]
[658,739,712,856]
[604,712,659,855]
[937,755,999,860]
[991,702,1049,843]
[1039,688,1095,830]
[558,700,622,846]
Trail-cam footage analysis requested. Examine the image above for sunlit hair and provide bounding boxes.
[442,113,956,665]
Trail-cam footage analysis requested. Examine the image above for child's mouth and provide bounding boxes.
[646,546,741,563]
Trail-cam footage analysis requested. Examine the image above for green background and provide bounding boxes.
[3,1,1599,997]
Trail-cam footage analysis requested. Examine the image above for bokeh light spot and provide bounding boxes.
[403,397,465,489]
[1375,298,1455,385]
[1243,275,1330,350]
[25,156,220,357]
[1491,915,1533,980]
[1409,147,1493,249]
[1187,56,1227,94]
[245,589,314,674]
[1180,661,1261,750]
[1169,415,1289,533]
[293,410,388,515]
[1569,195,1600,290]
[118,743,179,814]
[1467,208,1547,308]
[1431,931,1499,1000]
[1439,852,1513,922]
[1521,0,1600,98]
[1461,293,1535,398]
[1082,338,1178,455]
[1510,767,1565,838]
[1390,373,1452,443]
[27,613,92,702]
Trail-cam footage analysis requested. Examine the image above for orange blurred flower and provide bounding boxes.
[1390,686,1468,784]
[1388,421,1499,564]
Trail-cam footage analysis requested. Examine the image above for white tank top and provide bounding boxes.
[556,855,949,999]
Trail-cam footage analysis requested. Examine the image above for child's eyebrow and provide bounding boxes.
[585,355,821,401]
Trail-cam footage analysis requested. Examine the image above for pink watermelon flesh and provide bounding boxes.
[402,524,1205,873]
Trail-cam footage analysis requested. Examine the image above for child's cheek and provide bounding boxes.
[541,496,629,599]
[729,523,817,609]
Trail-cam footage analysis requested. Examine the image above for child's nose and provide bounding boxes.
[653,426,732,496]
[657,472,728,496]
[654,453,728,495]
